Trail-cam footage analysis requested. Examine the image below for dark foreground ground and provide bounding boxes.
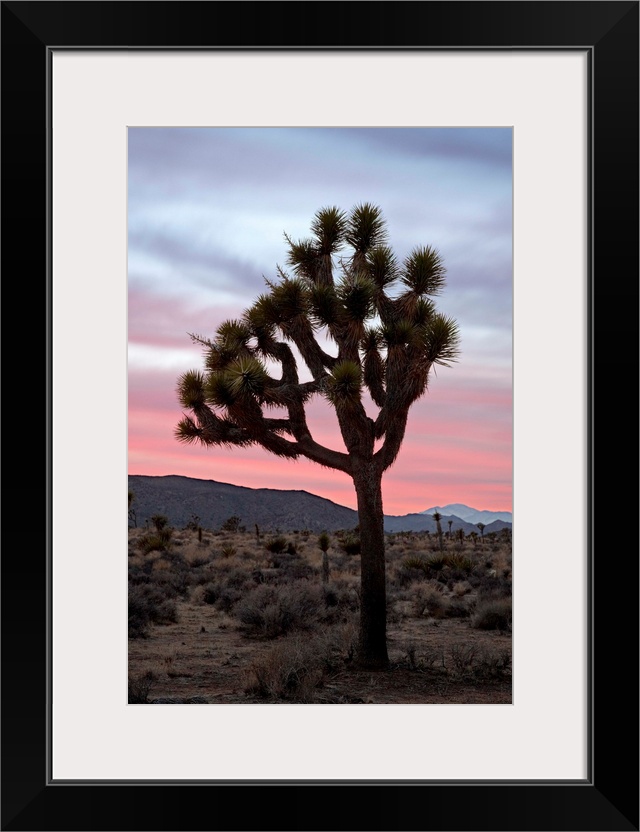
[129,526,512,705]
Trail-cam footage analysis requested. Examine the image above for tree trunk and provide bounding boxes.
[353,464,389,670]
[322,551,330,584]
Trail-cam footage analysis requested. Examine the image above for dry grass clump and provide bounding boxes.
[264,535,288,554]
[452,580,472,597]
[137,528,173,556]
[412,582,451,619]
[339,535,361,555]
[398,641,511,683]
[320,579,360,621]
[400,642,445,671]
[196,582,220,605]
[472,596,512,631]
[245,631,348,702]
[448,642,511,681]
[235,583,323,639]
[128,584,179,638]
[178,539,214,567]
[128,670,157,703]
[128,547,192,637]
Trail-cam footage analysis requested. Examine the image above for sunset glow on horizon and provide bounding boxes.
[128,128,512,516]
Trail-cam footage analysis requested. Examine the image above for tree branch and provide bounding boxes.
[297,434,352,474]
[374,407,409,472]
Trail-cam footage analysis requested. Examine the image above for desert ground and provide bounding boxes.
[128,520,512,704]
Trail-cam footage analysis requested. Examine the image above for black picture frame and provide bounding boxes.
[2,2,638,830]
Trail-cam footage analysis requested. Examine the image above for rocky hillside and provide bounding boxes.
[128,475,359,533]
[128,475,512,535]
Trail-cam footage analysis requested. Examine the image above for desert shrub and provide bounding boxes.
[322,586,340,607]
[403,556,428,572]
[137,527,173,555]
[128,588,153,638]
[448,643,481,675]
[404,552,474,579]
[245,633,336,702]
[446,599,472,618]
[472,597,512,631]
[394,563,426,587]
[444,553,475,574]
[183,514,201,532]
[186,565,212,587]
[215,587,244,613]
[326,552,350,574]
[398,643,445,671]
[150,597,178,625]
[221,515,242,533]
[201,582,219,605]
[236,548,257,562]
[235,583,322,639]
[221,544,237,558]
[265,536,288,554]
[128,670,157,703]
[128,556,154,582]
[421,645,446,669]
[149,554,190,597]
[128,585,178,638]
[452,580,472,597]
[469,572,510,596]
[223,567,253,590]
[449,643,511,680]
[340,535,361,555]
[268,556,315,581]
[320,580,359,623]
[286,541,297,555]
[425,554,446,572]
[412,582,450,619]
[250,568,280,585]
[404,642,419,670]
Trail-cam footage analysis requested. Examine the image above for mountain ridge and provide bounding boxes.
[128,474,512,535]
[422,503,512,526]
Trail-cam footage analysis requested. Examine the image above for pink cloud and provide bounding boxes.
[129,403,511,515]
[129,348,512,515]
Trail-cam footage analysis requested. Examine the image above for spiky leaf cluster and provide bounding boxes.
[325,361,363,407]
[176,203,459,474]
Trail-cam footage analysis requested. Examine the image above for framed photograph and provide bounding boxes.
[2,2,638,830]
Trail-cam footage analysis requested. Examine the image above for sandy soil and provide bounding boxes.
[129,599,511,705]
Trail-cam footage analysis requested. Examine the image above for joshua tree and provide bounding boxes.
[432,511,445,554]
[477,522,486,544]
[447,519,453,538]
[128,489,137,528]
[175,204,459,669]
[221,515,242,533]
[150,513,169,532]
[318,531,331,584]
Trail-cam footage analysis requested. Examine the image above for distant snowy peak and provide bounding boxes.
[421,504,512,526]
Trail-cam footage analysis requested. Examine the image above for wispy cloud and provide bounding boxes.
[128,127,512,513]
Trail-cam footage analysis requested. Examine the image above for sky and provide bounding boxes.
[128,127,512,515]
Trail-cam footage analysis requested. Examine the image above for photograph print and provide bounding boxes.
[127,127,513,705]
